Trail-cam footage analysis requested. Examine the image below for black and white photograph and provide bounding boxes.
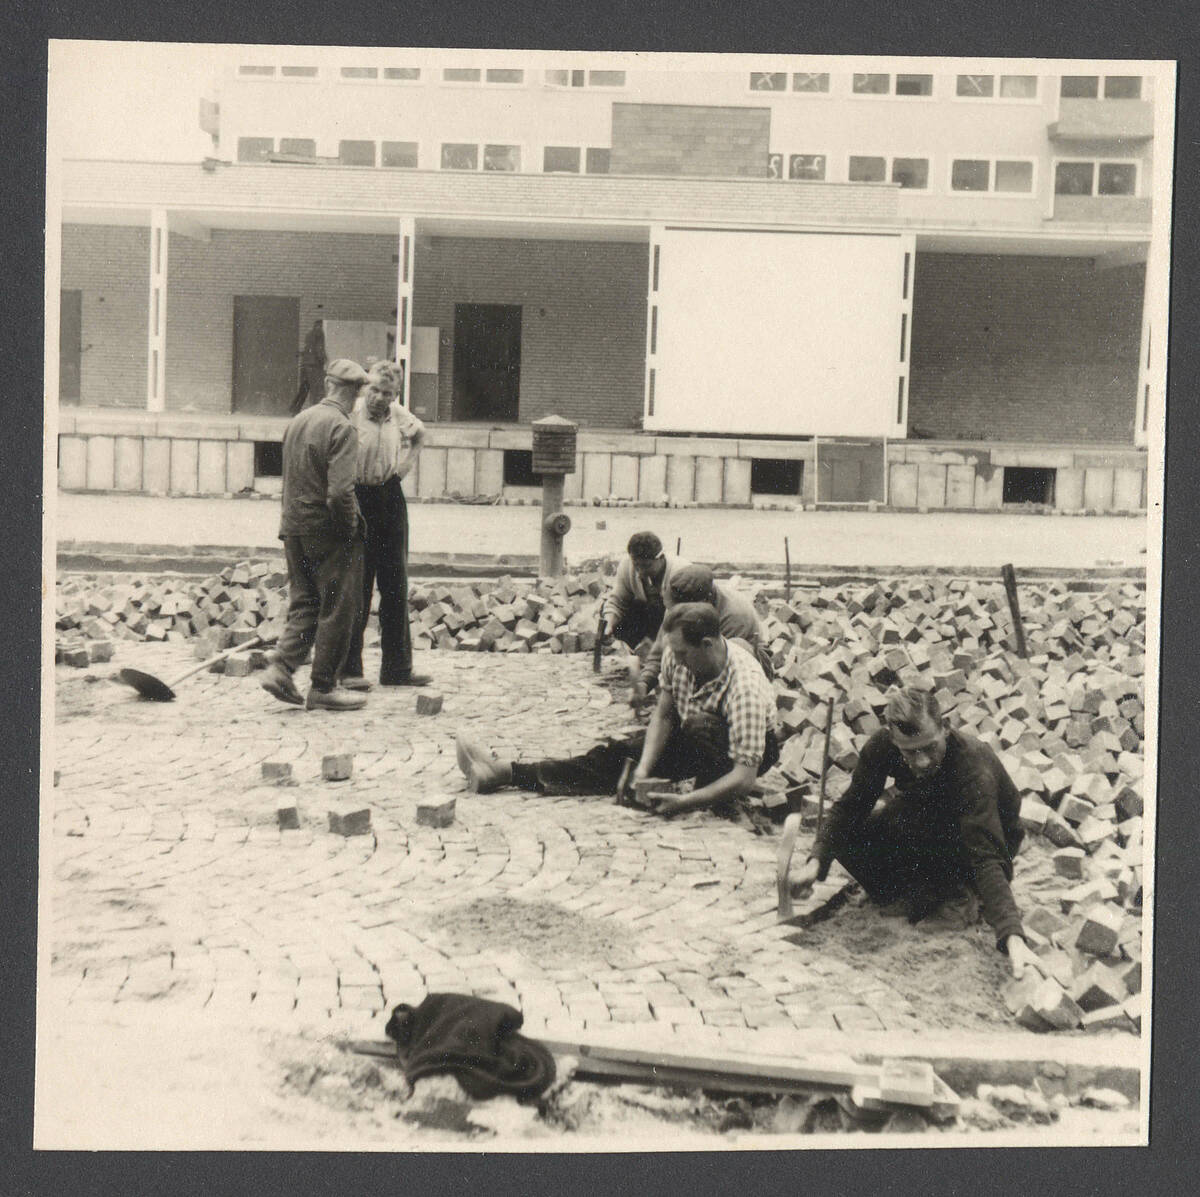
[38,42,1171,1150]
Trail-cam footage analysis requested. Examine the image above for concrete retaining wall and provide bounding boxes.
[56,409,1148,512]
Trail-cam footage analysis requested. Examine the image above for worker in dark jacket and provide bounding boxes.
[788,686,1041,979]
[261,358,369,712]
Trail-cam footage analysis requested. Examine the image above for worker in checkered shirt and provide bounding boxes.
[454,602,779,812]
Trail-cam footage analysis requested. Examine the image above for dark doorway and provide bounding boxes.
[1003,466,1056,505]
[452,303,521,421]
[232,295,300,415]
[751,457,803,496]
[60,289,82,405]
[253,441,283,477]
[502,449,542,487]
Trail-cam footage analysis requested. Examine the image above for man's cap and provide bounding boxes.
[325,358,369,385]
[668,563,716,602]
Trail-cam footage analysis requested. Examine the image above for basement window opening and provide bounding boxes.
[750,458,803,496]
[1002,466,1056,505]
[503,449,543,487]
[254,442,283,477]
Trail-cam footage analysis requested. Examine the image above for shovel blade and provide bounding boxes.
[116,667,176,703]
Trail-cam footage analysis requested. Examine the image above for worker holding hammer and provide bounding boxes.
[602,532,692,663]
[455,602,778,815]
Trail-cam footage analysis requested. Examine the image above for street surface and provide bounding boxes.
[55,492,1150,571]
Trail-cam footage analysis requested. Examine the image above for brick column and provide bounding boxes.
[396,216,415,407]
[146,208,168,411]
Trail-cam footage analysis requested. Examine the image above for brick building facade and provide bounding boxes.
[53,52,1169,510]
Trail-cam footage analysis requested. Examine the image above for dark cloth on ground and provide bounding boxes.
[278,398,361,541]
[274,534,364,692]
[510,720,781,802]
[345,476,414,682]
[385,993,556,1102]
[812,727,1026,947]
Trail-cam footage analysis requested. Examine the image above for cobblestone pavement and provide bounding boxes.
[48,645,1033,1047]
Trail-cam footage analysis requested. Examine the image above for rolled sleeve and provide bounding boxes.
[605,558,637,627]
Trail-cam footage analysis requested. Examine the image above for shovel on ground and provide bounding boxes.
[116,633,275,702]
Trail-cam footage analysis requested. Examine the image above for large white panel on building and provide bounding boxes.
[647,228,904,437]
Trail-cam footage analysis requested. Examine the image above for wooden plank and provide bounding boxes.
[542,1039,872,1090]
[567,1054,858,1099]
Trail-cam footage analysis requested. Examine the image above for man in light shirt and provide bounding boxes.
[603,531,691,658]
[342,360,432,689]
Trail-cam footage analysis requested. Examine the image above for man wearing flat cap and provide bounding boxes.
[631,563,772,707]
[261,358,371,712]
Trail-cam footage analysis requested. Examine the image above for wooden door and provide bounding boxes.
[452,303,522,421]
[232,295,300,415]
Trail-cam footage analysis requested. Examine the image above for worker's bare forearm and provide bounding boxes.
[669,763,756,812]
[636,695,674,777]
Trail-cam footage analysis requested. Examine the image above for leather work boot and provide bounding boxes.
[261,662,303,707]
[912,889,981,933]
[380,672,433,687]
[306,686,368,712]
[339,675,373,692]
[455,735,511,793]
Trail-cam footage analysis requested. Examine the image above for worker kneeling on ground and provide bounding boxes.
[455,602,779,815]
[788,686,1041,979]
[602,532,691,660]
[630,563,773,708]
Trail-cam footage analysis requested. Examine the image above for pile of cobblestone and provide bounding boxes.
[759,577,1146,1035]
[53,565,608,661]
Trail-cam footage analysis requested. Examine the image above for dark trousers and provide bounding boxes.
[513,724,780,798]
[611,602,665,651]
[291,366,325,415]
[275,534,364,692]
[345,477,413,682]
[831,801,971,913]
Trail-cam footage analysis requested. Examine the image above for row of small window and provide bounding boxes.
[749,70,1142,99]
[237,65,625,87]
[769,152,1139,196]
[236,138,613,173]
